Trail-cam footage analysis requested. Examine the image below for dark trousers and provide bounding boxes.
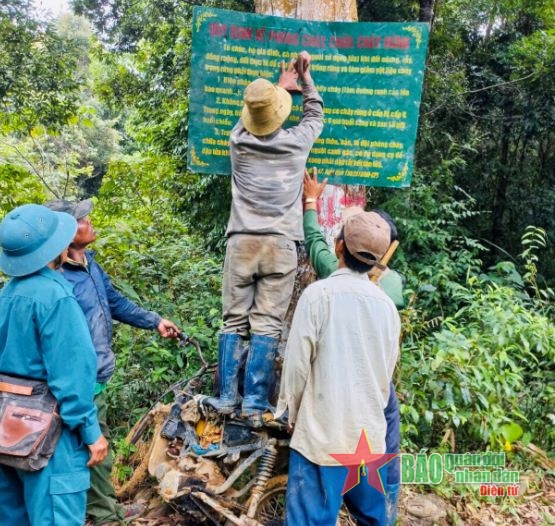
[385,382,400,485]
[87,391,125,524]
[285,449,388,526]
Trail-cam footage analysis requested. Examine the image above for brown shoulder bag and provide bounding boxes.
[0,374,62,471]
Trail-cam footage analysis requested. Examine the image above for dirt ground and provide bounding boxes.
[125,472,554,526]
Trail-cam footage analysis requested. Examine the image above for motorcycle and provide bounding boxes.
[113,334,354,526]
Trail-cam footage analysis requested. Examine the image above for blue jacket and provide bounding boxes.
[61,251,161,383]
[0,267,101,445]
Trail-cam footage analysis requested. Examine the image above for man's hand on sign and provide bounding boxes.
[295,51,311,74]
[277,59,301,93]
[303,167,327,211]
[296,51,313,83]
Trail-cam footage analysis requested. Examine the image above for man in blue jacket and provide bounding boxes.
[0,204,108,526]
[45,198,179,526]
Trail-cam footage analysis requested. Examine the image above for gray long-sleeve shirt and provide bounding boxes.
[226,80,324,241]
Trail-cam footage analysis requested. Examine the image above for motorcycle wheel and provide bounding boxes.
[248,475,355,526]
[250,474,287,526]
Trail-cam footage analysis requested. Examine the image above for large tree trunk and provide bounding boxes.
[253,0,364,348]
[254,0,357,21]
[418,0,435,24]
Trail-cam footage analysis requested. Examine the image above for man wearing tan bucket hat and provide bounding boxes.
[206,51,324,427]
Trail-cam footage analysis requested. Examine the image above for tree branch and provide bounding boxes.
[464,72,536,94]
[0,140,60,198]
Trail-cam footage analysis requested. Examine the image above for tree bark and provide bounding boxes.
[491,103,514,242]
[418,0,435,24]
[253,0,357,21]
[252,0,364,349]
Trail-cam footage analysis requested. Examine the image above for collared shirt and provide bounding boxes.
[226,81,324,241]
[275,268,400,466]
[66,255,88,269]
[0,267,101,445]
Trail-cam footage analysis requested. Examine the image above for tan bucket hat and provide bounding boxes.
[241,78,292,136]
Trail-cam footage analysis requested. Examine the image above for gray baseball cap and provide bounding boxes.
[44,198,93,219]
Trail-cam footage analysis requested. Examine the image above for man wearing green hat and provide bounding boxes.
[0,204,108,526]
[45,197,179,525]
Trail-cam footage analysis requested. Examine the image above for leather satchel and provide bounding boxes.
[0,374,62,471]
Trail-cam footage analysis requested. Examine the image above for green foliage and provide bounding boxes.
[520,226,554,305]
[89,156,223,430]
[0,165,46,215]
[171,173,231,253]
[395,195,555,453]
[418,0,555,279]
[0,7,120,200]
[0,3,82,133]
[376,160,485,322]
[400,277,555,451]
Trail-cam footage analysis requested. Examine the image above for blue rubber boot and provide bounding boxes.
[205,333,245,415]
[241,334,279,428]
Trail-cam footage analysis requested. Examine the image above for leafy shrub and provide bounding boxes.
[88,156,223,432]
[0,165,46,216]
[398,222,555,453]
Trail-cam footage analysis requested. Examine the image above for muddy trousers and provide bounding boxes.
[87,391,125,525]
[222,234,297,338]
[0,428,90,526]
[285,449,388,526]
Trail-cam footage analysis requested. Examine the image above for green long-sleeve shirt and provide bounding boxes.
[303,209,404,307]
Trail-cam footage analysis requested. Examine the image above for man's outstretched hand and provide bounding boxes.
[277,59,300,93]
[157,318,180,339]
[277,51,313,92]
[304,167,328,202]
[295,51,312,82]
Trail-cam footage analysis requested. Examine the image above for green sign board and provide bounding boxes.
[188,7,429,187]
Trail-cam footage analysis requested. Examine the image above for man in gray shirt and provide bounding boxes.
[206,51,324,427]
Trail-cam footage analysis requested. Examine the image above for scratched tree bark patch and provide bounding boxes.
[188,7,429,188]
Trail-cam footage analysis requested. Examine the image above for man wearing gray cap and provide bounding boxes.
[0,204,108,525]
[45,198,179,525]
[276,209,401,525]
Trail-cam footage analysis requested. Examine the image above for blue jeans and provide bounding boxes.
[285,449,388,526]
